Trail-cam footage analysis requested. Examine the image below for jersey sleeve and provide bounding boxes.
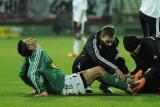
[86,38,118,73]
[19,57,35,88]
[27,49,46,93]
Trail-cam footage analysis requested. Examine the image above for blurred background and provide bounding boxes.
[0,1,153,106]
[0,0,142,38]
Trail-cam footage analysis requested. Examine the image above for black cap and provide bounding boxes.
[123,36,140,52]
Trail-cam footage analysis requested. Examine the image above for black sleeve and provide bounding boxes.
[85,38,118,73]
[130,54,147,75]
[142,67,159,82]
[152,39,160,68]
[130,66,142,75]
[115,57,129,74]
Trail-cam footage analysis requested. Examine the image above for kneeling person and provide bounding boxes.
[123,36,160,94]
[72,25,129,94]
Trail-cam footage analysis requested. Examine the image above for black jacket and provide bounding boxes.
[72,31,129,74]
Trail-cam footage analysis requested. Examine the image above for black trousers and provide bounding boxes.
[139,11,160,37]
[140,67,160,93]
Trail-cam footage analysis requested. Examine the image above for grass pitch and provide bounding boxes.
[0,36,160,107]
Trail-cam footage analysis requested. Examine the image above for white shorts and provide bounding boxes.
[62,73,86,95]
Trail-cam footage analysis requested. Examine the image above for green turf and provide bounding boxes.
[0,36,160,107]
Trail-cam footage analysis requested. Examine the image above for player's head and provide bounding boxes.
[100,25,115,46]
[123,36,141,54]
[17,38,37,57]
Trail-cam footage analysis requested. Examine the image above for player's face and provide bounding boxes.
[23,37,37,50]
[101,35,115,46]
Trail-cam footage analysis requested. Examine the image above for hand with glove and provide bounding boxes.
[131,77,145,94]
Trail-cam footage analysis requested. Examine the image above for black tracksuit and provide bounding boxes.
[131,37,160,93]
[72,31,129,87]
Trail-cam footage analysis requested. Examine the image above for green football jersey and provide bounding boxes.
[19,48,65,94]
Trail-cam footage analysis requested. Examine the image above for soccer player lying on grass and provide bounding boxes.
[17,37,136,96]
[123,36,160,94]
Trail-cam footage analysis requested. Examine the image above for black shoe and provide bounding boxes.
[85,86,93,93]
[99,84,113,94]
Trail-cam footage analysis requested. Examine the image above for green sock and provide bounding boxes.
[101,72,128,90]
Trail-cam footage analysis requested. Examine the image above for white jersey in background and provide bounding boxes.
[140,0,160,18]
[72,0,88,23]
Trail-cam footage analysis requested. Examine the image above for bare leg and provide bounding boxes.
[81,66,105,85]
[73,32,81,55]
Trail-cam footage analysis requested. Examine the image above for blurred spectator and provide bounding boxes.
[27,0,50,21]
[102,0,112,22]
[68,0,88,58]
[87,0,96,15]
[50,0,72,34]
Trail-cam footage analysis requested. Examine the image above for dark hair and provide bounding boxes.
[100,25,115,38]
[17,40,33,57]
[123,36,141,53]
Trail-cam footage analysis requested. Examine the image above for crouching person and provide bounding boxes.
[123,36,160,94]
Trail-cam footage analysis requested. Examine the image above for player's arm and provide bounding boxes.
[114,57,129,74]
[86,38,125,81]
[113,38,129,74]
[86,39,118,72]
[86,38,118,72]
[19,57,35,88]
[27,49,47,94]
[130,54,146,75]
[142,67,157,81]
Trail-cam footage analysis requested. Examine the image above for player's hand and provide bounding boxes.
[35,91,48,97]
[131,77,145,94]
[26,90,37,96]
[115,69,126,81]
[127,77,138,84]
